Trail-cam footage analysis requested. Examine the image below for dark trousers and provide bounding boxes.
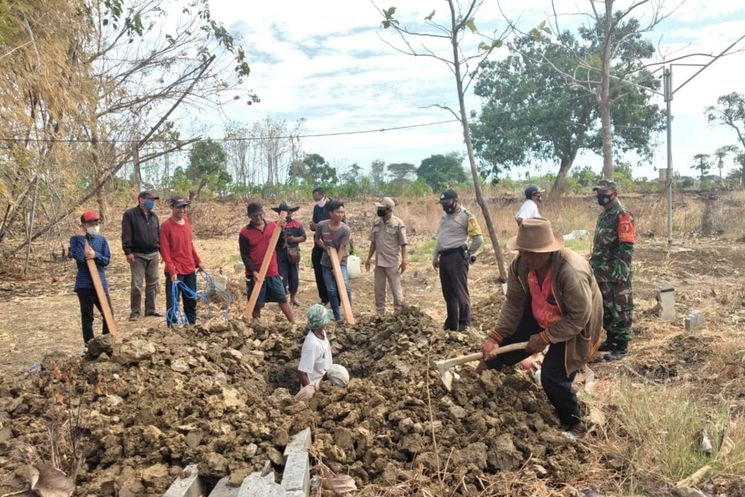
[439,251,470,331]
[486,308,581,428]
[311,246,329,304]
[76,288,112,344]
[277,251,300,294]
[165,272,197,327]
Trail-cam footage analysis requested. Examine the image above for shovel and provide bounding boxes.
[434,341,528,391]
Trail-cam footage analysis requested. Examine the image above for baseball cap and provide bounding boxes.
[170,196,190,208]
[80,210,100,223]
[439,189,458,204]
[374,197,395,209]
[138,191,160,200]
[524,185,545,198]
[592,179,618,191]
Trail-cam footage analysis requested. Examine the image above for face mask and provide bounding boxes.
[316,198,327,208]
[376,208,387,217]
[144,199,155,210]
[443,204,456,214]
[596,193,613,206]
[86,226,100,236]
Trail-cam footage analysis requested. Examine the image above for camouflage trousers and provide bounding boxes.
[597,280,633,345]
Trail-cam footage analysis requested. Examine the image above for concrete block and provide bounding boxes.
[163,464,206,497]
[657,282,676,321]
[283,427,312,456]
[281,453,310,495]
[684,310,705,331]
[208,477,239,497]
[237,472,285,497]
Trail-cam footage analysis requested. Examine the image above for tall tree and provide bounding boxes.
[706,93,745,187]
[692,153,711,184]
[472,28,662,194]
[300,153,337,185]
[380,1,509,279]
[417,153,467,192]
[538,0,674,179]
[387,162,417,183]
[713,145,738,185]
[187,138,229,200]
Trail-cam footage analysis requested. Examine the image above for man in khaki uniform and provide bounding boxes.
[365,197,408,315]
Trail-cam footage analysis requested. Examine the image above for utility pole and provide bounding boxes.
[664,67,673,245]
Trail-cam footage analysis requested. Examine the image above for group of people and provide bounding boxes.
[70,179,635,439]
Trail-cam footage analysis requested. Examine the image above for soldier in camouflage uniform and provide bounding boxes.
[589,180,635,361]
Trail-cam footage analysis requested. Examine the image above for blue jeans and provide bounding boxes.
[321,265,352,321]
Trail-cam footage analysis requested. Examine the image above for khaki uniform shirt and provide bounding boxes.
[369,215,407,268]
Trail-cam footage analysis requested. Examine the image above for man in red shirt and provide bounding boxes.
[239,202,295,323]
[160,196,205,326]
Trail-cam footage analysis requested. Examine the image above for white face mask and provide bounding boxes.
[86,226,100,236]
[316,198,327,208]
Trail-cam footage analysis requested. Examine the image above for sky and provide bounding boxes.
[206,0,745,182]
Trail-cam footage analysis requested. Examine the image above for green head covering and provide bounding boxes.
[307,304,332,330]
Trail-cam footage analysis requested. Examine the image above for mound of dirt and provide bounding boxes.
[0,308,590,496]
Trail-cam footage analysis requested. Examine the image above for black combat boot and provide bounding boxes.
[605,342,628,361]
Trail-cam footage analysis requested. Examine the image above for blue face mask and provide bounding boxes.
[144,199,155,210]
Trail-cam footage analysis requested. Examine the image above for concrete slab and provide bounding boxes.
[163,464,206,497]
[283,427,312,456]
[684,310,705,331]
[281,453,309,495]
[657,283,676,321]
[237,472,285,497]
[208,477,239,497]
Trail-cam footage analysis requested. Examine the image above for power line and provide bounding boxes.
[0,119,461,145]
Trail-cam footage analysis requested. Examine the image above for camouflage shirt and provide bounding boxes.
[589,200,635,284]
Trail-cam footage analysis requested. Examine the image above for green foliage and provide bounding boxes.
[370,159,386,194]
[387,162,417,183]
[187,138,229,199]
[472,21,663,186]
[300,153,337,185]
[692,153,711,183]
[416,153,466,192]
[409,239,437,263]
[570,166,600,188]
[170,167,192,194]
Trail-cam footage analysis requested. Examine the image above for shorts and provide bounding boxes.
[246,275,287,307]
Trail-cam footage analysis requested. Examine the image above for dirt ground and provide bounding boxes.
[1,195,744,496]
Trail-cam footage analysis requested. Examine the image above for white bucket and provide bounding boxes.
[347,255,361,279]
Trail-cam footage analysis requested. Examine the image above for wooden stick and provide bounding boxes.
[328,248,355,325]
[245,211,286,317]
[84,240,117,338]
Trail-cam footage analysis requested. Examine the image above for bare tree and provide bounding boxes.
[378,1,508,279]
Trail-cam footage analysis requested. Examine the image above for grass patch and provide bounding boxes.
[605,380,745,491]
[409,239,436,263]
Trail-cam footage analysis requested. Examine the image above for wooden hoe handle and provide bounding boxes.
[245,211,286,318]
[84,240,117,338]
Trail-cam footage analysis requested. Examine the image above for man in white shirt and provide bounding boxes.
[297,304,333,388]
[515,185,545,226]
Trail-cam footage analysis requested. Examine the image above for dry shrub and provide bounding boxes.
[603,379,745,492]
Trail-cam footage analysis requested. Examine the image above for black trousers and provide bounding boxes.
[486,308,581,428]
[76,288,112,344]
[165,272,197,327]
[439,251,470,331]
[311,246,329,304]
[277,251,300,294]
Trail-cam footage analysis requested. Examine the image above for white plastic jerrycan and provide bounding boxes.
[347,255,361,279]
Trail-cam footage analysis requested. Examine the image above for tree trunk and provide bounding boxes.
[449,1,507,281]
[600,0,614,180]
[551,154,576,196]
[133,142,142,192]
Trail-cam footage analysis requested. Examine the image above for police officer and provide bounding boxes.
[590,179,635,361]
[432,190,483,332]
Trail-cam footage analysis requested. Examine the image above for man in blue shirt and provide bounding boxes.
[69,210,113,344]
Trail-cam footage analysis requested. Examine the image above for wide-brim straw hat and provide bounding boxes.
[270,201,300,213]
[507,217,564,253]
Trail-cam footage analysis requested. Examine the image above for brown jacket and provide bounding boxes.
[496,248,603,374]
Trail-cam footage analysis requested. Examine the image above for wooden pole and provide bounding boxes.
[84,240,117,338]
[328,248,355,325]
[245,211,286,318]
